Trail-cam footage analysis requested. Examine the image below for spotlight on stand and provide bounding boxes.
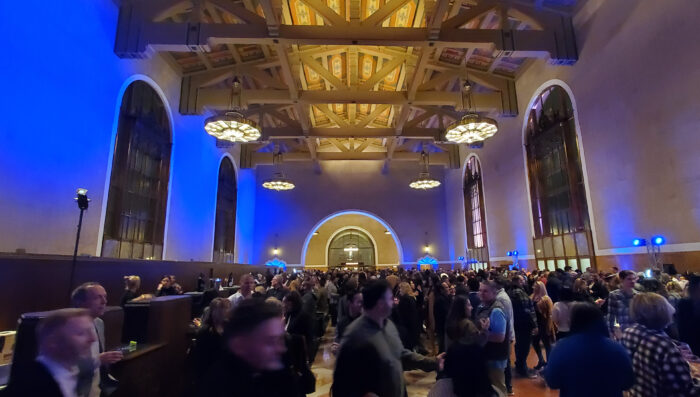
[632,238,646,247]
[69,188,91,303]
[76,188,89,210]
[506,250,520,270]
[633,234,666,271]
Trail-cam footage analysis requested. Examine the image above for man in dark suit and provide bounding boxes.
[5,308,97,397]
[199,299,301,397]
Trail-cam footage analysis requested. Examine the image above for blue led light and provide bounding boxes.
[632,238,646,247]
[512,250,519,256]
[506,251,512,256]
[458,256,465,261]
[652,236,665,246]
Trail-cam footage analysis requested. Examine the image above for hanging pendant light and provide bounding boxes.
[410,151,441,190]
[263,147,295,191]
[444,79,498,144]
[204,77,261,143]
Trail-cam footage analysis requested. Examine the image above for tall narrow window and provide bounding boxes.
[102,81,171,259]
[525,85,594,271]
[213,157,237,262]
[464,156,489,267]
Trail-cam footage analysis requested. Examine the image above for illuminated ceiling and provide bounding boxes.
[114,0,577,166]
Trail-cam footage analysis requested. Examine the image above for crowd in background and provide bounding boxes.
[5,264,700,397]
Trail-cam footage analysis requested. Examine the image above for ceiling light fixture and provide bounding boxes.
[410,151,441,190]
[204,77,261,143]
[444,78,498,144]
[262,146,295,191]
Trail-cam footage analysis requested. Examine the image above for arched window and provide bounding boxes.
[464,156,489,267]
[525,85,594,271]
[102,81,171,259]
[328,229,375,270]
[213,157,237,262]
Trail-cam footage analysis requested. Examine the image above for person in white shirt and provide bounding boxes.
[6,308,97,397]
[229,274,256,307]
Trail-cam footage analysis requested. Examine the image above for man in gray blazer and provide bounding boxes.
[72,283,123,397]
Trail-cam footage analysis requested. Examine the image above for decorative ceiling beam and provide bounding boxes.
[362,0,412,26]
[315,105,350,127]
[358,55,406,90]
[427,0,452,40]
[300,54,348,90]
[299,0,348,26]
[116,22,575,61]
[249,150,452,165]
[260,126,442,139]
[195,87,505,107]
[357,104,391,128]
[208,0,267,25]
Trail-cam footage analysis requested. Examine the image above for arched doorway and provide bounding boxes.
[327,228,376,269]
[301,210,402,268]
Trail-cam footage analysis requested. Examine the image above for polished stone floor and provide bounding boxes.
[309,326,558,397]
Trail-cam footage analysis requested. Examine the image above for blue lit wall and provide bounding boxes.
[0,0,231,261]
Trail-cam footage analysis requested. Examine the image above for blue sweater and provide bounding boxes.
[544,330,634,397]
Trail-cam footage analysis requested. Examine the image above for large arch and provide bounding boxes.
[96,74,176,257]
[520,79,598,270]
[301,210,403,266]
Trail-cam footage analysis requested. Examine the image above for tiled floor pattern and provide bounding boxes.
[309,327,558,397]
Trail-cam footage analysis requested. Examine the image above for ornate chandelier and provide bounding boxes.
[262,173,295,191]
[410,151,441,190]
[444,79,498,144]
[204,77,261,143]
[263,148,295,191]
[445,114,498,144]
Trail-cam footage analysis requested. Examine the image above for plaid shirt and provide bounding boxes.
[607,288,637,333]
[621,323,700,397]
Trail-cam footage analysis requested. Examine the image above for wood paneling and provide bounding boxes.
[0,254,260,331]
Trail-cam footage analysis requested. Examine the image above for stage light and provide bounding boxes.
[506,251,512,256]
[458,256,465,261]
[652,236,665,246]
[632,238,646,247]
[75,188,89,210]
[512,250,519,256]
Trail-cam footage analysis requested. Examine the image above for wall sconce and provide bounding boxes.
[273,248,280,256]
[424,245,430,253]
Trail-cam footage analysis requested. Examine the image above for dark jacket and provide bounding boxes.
[285,310,315,361]
[333,315,437,397]
[676,298,700,356]
[5,360,64,397]
[190,327,226,386]
[544,327,633,397]
[198,353,301,397]
[394,295,421,349]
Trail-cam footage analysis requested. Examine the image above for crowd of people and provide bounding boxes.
[4,264,700,397]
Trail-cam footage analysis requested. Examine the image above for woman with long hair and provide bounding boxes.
[444,295,487,351]
[190,297,231,388]
[394,282,421,350]
[530,281,555,369]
